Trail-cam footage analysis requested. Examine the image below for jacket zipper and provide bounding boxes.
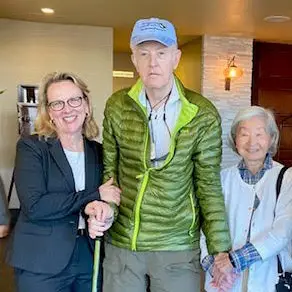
[131,123,150,250]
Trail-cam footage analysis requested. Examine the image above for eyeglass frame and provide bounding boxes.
[47,96,85,111]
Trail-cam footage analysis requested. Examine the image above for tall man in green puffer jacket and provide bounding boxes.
[89,17,231,292]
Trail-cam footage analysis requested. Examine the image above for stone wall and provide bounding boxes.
[201,35,253,168]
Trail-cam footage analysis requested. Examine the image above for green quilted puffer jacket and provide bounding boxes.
[103,77,231,255]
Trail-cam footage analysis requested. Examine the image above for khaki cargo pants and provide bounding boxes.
[103,243,201,292]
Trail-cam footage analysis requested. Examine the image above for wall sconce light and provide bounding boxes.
[223,56,243,91]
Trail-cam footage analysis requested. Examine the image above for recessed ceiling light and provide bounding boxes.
[41,8,55,14]
[264,15,291,23]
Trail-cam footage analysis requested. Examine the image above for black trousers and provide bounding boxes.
[15,236,101,292]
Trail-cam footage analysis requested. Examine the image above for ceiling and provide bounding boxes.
[1,0,292,52]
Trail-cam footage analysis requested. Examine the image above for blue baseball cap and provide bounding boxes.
[130,18,177,47]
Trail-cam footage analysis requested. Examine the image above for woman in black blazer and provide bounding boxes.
[6,72,121,292]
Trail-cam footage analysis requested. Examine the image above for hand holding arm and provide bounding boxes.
[99,177,121,206]
[211,243,262,291]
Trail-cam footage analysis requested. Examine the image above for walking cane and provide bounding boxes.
[92,239,101,292]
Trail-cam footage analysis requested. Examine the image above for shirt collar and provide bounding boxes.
[238,152,273,172]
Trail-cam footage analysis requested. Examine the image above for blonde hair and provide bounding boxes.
[35,72,99,140]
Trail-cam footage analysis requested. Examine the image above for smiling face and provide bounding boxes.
[131,41,181,91]
[235,116,272,166]
[47,80,89,138]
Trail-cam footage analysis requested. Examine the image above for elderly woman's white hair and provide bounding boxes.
[228,106,279,156]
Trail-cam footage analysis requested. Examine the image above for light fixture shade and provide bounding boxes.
[223,56,243,90]
[223,65,243,79]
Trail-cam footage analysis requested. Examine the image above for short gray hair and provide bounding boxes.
[228,106,279,156]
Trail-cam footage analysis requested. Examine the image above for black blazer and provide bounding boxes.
[6,135,103,274]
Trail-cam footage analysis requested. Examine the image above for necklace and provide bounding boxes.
[147,92,171,137]
[147,92,171,121]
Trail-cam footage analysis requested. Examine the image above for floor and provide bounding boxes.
[0,236,15,292]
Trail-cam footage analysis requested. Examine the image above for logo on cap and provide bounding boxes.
[130,18,177,47]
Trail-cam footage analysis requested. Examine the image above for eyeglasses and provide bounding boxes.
[48,96,84,111]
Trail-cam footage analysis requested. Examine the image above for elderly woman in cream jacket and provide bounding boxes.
[201,106,292,292]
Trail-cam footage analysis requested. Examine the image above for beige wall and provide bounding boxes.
[113,52,137,92]
[0,19,113,204]
[176,38,202,93]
